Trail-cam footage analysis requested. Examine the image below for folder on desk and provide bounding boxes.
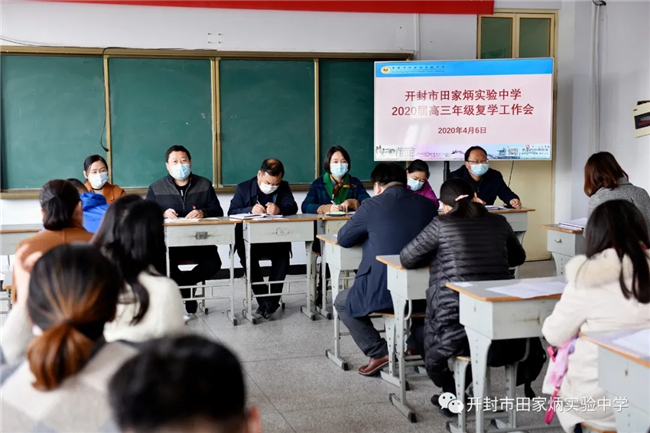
[558,217,588,230]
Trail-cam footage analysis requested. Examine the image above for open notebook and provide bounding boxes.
[558,217,588,230]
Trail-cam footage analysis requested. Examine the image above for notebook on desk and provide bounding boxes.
[229,214,284,220]
[558,217,588,230]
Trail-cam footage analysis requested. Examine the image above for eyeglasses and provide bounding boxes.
[467,160,488,164]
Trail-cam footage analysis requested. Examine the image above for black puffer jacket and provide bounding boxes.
[400,206,526,380]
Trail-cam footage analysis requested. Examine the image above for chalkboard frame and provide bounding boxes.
[0,46,411,198]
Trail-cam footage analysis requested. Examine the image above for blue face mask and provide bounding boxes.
[330,163,349,178]
[171,163,191,181]
[469,163,489,177]
[407,178,424,191]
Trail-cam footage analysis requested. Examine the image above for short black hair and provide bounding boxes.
[83,155,108,172]
[66,178,87,194]
[165,145,192,163]
[370,162,407,186]
[324,146,351,174]
[407,160,430,179]
[109,335,247,433]
[464,146,487,162]
[260,158,285,178]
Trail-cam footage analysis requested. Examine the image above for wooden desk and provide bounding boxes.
[540,224,585,276]
[583,329,650,433]
[164,218,240,325]
[242,214,321,324]
[447,276,564,433]
[0,224,41,256]
[376,254,429,423]
[318,233,362,370]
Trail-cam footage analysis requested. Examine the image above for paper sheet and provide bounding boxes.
[229,214,284,220]
[164,218,199,223]
[613,329,650,358]
[486,281,565,299]
[485,205,507,211]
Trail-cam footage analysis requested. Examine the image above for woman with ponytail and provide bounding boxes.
[400,178,526,412]
[542,200,650,432]
[93,196,185,343]
[0,244,136,432]
[11,180,93,303]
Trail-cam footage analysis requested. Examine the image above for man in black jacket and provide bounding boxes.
[228,159,298,320]
[146,145,224,315]
[334,163,438,376]
[449,146,521,208]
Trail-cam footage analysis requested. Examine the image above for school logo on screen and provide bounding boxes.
[381,66,391,74]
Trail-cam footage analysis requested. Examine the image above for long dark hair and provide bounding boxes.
[585,200,650,303]
[92,196,166,324]
[92,195,142,247]
[440,178,485,219]
[26,244,121,391]
[40,180,81,231]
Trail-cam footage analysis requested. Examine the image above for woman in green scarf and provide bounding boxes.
[301,146,370,214]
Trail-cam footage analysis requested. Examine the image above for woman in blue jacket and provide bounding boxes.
[302,146,370,308]
[301,146,370,215]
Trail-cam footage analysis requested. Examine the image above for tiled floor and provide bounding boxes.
[1,260,563,433]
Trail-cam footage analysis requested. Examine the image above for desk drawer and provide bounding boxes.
[547,230,585,257]
[323,242,361,272]
[244,221,314,244]
[323,220,347,235]
[165,224,235,247]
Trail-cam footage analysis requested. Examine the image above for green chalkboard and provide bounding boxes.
[0,55,106,189]
[219,60,315,185]
[319,60,377,181]
[109,58,213,187]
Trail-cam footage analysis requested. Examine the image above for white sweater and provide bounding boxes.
[104,271,186,343]
[542,249,650,432]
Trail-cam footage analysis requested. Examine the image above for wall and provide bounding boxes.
[2,0,649,263]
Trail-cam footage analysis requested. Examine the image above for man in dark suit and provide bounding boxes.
[334,162,439,376]
[228,159,298,320]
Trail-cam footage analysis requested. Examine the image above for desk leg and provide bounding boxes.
[388,295,416,422]
[316,240,332,320]
[325,266,348,370]
[242,240,258,325]
[300,242,316,320]
[466,327,492,433]
[226,244,238,326]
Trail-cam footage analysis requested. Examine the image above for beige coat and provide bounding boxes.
[542,249,650,432]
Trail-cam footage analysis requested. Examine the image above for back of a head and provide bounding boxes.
[94,196,162,324]
[92,195,143,247]
[440,178,483,219]
[109,335,248,433]
[370,162,407,186]
[40,180,81,231]
[583,151,628,197]
[585,200,650,303]
[67,178,87,195]
[26,244,121,391]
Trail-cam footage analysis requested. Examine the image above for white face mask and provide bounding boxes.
[259,183,279,195]
[88,172,108,189]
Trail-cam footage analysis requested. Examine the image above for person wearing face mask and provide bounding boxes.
[228,159,298,319]
[448,146,521,209]
[302,146,371,308]
[334,163,438,376]
[146,145,224,316]
[406,159,439,208]
[82,155,126,204]
[302,146,370,215]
